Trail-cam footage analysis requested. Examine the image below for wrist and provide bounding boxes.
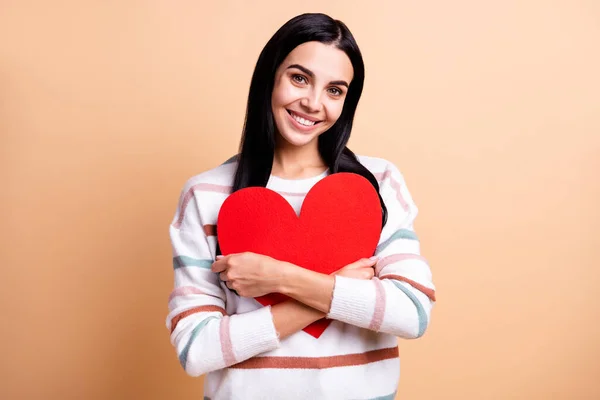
[277,261,304,295]
[279,264,335,314]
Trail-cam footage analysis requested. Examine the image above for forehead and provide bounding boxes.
[280,41,354,82]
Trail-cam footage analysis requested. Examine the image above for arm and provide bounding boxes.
[276,257,378,313]
[271,300,325,339]
[270,259,377,338]
[167,186,284,377]
[209,254,376,340]
[278,164,436,339]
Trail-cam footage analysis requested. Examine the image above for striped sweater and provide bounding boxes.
[166,155,436,400]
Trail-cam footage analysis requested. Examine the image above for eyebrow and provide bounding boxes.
[287,64,349,88]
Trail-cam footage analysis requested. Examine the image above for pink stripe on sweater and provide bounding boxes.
[170,305,226,333]
[376,253,428,274]
[219,316,236,366]
[369,278,386,331]
[381,274,437,302]
[173,183,232,228]
[374,170,409,212]
[168,286,204,303]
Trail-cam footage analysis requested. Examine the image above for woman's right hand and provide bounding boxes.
[333,256,378,280]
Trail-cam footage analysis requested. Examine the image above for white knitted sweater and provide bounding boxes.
[166,155,436,400]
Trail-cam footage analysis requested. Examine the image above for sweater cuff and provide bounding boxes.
[326,275,376,327]
[229,306,280,361]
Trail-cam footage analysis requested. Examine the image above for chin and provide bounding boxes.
[277,128,324,148]
[279,134,316,148]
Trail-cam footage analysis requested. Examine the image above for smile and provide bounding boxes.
[287,110,322,128]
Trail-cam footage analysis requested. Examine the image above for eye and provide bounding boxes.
[328,87,343,96]
[292,74,307,85]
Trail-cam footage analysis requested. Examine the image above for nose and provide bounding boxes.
[299,89,323,113]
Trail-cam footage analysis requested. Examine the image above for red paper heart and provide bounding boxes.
[217,172,382,338]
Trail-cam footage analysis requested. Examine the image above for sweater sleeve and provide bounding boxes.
[326,162,436,339]
[166,184,280,377]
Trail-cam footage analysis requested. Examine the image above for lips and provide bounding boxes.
[287,109,321,122]
[287,109,322,128]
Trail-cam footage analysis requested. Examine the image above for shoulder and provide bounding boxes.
[171,156,239,228]
[356,154,416,212]
[175,156,238,209]
[356,154,405,181]
[179,156,238,195]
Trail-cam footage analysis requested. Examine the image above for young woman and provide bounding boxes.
[167,13,436,400]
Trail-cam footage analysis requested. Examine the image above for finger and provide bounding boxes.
[333,261,366,275]
[346,256,379,270]
[217,253,240,260]
[366,255,378,264]
[219,271,228,281]
[211,259,227,273]
[340,260,364,270]
[354,256,377,268]
[362,256,378,268]
[226,281,234,290]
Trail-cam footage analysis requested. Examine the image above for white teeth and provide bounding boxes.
[291,112,316,126]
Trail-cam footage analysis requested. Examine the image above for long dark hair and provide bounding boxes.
[232,13,388,225]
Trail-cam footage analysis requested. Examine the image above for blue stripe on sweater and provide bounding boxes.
[390,280,428,337]
[353,392,396,400]
[376,229,419,254]
[207,390,397,399]
[366,393,397,400]
[179,316,219,369]
[173,256,213,270]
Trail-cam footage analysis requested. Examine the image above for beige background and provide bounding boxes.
[1,1,599,399]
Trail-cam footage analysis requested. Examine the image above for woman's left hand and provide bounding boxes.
[211,252,285,297]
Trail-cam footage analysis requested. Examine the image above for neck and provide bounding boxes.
[272,138,327,179]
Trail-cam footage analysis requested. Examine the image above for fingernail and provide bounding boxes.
[369,256,378,261]
[216,255,224,260]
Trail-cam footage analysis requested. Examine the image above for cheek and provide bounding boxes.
[325,101,345,123]
[272,82,298,108]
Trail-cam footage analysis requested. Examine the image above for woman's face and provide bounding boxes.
[271,41,354,149]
